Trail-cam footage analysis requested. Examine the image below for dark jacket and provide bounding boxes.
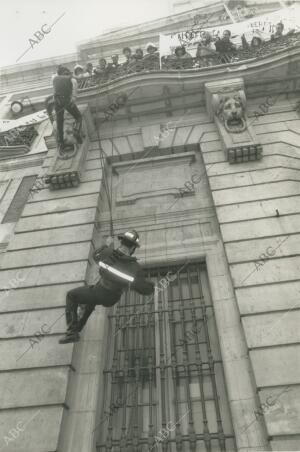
[53,75,73,97]
[93,245,154,296]
[215,39,236,54]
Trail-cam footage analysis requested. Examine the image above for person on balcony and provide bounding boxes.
[107,54,120,70]
[83,62,94,77]
[134,48,144,60]
[170,46,193,69]
[271,22,294,41]
[73,65,86,89]
[58,230,155,344]
[215,30,237,62]
[241,32,263,53]
[94,58,108,82]
[271,22,284,41]
[195,31,216,67]
[107,55,121,78]
[74,65,85,78]
[122,47,135,72]
[133,48,144,71]
[143,42,160,70]
[52,65,82,153]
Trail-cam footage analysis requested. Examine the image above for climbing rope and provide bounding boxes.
[94,87,115,240]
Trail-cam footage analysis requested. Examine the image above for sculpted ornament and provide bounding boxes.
[205,79,263,163]
[44,103,92,189]
[45,96,83,160]
[216,94,247,133]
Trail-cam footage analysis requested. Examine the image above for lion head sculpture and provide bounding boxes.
[63,124,77,148]
[51,118,78,159]
[217,94,246,133]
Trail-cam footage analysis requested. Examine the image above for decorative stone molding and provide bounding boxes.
[112,152,196,205]
[44,105,95,190]
[205,78,263,164]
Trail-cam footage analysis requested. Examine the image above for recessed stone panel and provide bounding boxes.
[213,181,300,206]
[114,152,196,205]
[16,209,96,233]
[259,385,300,437]
[9,224,94,250]
[0,262,87,289]
[0,335,73,371]
[236,281,300,315]
[2,243,90,268]
[225,234,300,264]
[0,283,78,312]
[0,307,65,338]
[217,196,300,224]
[242,311,300,348]
[23,193,99,217]
[27,180,100,202]
[0,406,63,452]
[230,256,300,287]
[210,168,300,191]
[221,215,300,242]
[250,345,300,387]
[0,367,70,409]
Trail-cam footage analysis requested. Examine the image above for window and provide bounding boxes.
[2,176,36,224]
[97,262,236,452]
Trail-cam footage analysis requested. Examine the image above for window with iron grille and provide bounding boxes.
[96,262,236,452]
[0,125,38,147]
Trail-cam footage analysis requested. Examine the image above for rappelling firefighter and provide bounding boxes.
[59,230,155,344]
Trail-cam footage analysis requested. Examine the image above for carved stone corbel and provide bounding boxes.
[44,104,95,189]
[205,78,263,164]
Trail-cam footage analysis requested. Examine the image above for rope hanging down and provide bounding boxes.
[94,86,139,240]
[94,91,114,239]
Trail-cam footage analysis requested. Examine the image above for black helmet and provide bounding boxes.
[118,230,140,247]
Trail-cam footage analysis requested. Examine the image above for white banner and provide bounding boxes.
[0,110,49,133]
[161,4,300,57]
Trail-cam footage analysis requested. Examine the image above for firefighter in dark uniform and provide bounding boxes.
[52,65,82,152]
[59,230,154,344]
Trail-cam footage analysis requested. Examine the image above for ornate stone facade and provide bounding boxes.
[205,78,263,163]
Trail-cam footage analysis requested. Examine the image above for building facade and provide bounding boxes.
[0,1,299,451]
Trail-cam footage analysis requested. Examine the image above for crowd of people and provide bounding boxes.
[180,21,296,67]
[64,22,297,88]
[73,42,160,87]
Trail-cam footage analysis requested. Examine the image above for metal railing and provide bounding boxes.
[96,262,236,452]
[77,32,300,91]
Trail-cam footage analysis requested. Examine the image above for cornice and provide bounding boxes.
[8,45,300,105]
[77,1,224,51]
[77,1,281,52]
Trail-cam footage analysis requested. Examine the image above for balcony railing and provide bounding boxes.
[77,32,300,91]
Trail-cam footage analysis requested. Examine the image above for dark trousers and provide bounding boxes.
[66,285,121,334]
[54,95,82,146]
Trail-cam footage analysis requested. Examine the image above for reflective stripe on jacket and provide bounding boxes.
[93,245,154,295]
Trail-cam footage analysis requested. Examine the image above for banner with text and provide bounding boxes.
[160,4,300,57]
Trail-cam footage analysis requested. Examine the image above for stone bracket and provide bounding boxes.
[45,104,95,189]
[205,78,263,164]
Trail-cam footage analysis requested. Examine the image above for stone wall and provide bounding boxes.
[201,95,300,451]
[87,111,268,451]
[0,111,102,451]
[0,87,299,451]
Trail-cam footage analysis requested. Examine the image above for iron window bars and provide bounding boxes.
[97,262,236,452]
